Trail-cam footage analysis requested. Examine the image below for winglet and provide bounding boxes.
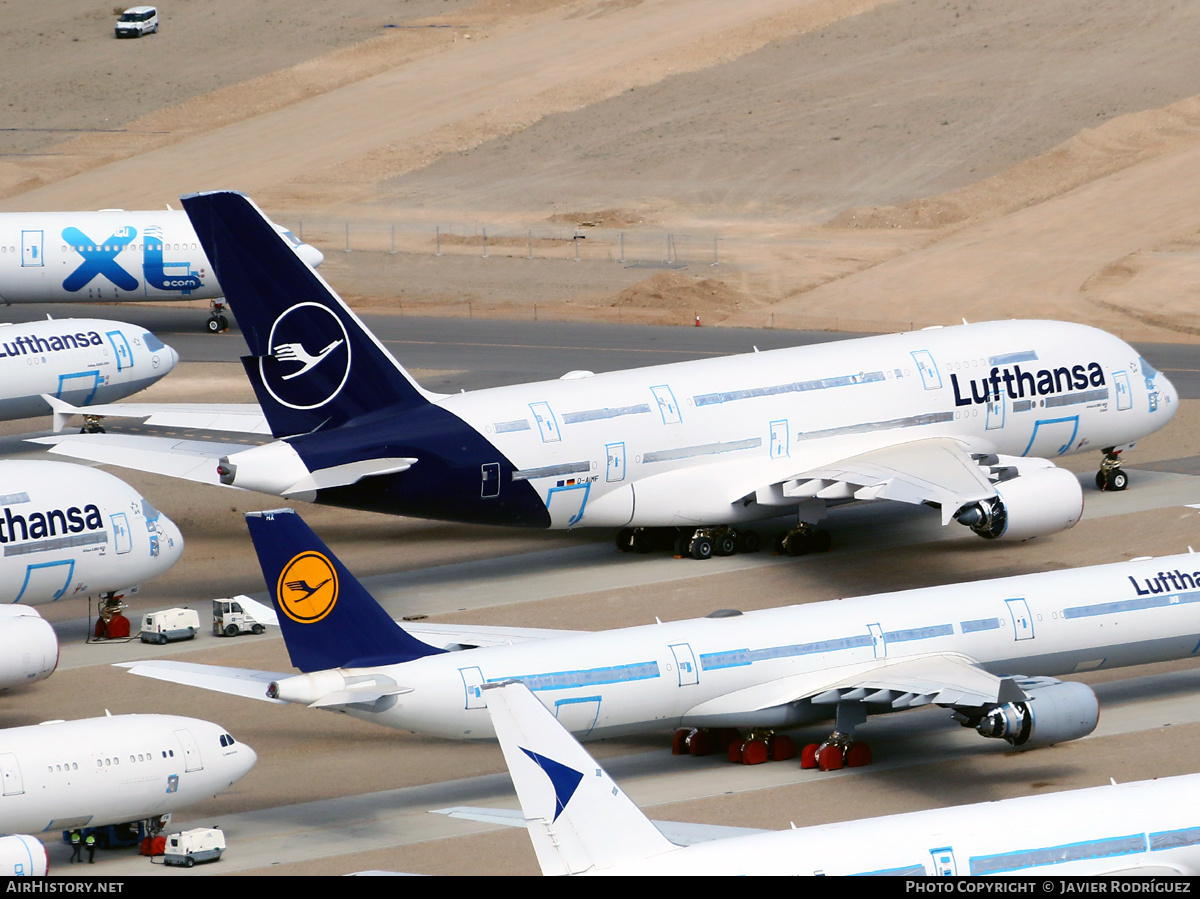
[244,508,444,672]
[482,681,677,876]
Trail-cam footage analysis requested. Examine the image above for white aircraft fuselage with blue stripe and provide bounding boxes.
[270,546,1200,744]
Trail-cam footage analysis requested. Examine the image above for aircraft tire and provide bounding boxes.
[691,536,714,560]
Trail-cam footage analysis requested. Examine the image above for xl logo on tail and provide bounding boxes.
[276,550,339,623]
[261,303,351,411]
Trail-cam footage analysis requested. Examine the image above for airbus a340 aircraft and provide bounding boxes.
[0,207,323,331]
[452,681,1200,876]
[0,712,256,874]
[120,508,1200,768]
[32,191,1178,555]
[0,460,182,607]
[0,317,176,424]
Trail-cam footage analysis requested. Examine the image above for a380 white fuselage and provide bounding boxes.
[279,552,1200,741]
[434,319,1173,528]
[0,318,177,421]
[0,460,182,605]
[0,714,256,835]
[0,210,321,304]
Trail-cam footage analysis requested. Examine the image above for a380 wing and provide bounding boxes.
[682,652,1027,719]
[749,436,998,524]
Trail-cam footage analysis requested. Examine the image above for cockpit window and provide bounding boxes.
[141,499,160,522]
[142,332,166,352]
[1139,357,1158,379]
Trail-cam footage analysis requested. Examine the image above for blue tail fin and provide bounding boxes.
[181,190,434,438]
[244,508,444,672]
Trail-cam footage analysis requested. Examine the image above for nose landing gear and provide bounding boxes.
[1096,448,1128,491]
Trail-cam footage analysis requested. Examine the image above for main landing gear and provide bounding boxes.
[615,522,832,560]
[206,300,230,334]
[671,727,873,770]
[1096,448,1129,491]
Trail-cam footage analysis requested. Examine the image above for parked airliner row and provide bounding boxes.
[33,191,1177,555]
[122,508,1200,768]
[464,681,1200,876]
[0,207,323,331]
[0,460,182,607]
[0,713,256,875]
[0,317,176,424]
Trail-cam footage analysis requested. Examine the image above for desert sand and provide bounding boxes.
[5,0,1200,876]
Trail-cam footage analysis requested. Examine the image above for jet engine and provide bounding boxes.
[954,458,1083,541]
[0,609,58,690]
[0,835,48,876]
[965,678,1099,748]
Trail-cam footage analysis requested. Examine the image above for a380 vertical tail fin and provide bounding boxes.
[181,190,437,438]
[244,508,444,672]
[483,681,678,876]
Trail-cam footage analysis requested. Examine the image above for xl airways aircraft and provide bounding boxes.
[120,508,1200,768]
[0,207,323,332]
[456,681,1200,876]
[32,191,1178,555]
[0,460,182,606]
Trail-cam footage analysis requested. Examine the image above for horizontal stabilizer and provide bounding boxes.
[116,660,286,702]
[40,395,270,435]
[433,806,770,845]
[283,457,417,495]
[32,433,249,485]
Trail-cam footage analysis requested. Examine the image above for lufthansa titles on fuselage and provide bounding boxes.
[951,362,1106,407]
[0,501,104,550]
[1128,569,1200,597]
[0,330,102,359]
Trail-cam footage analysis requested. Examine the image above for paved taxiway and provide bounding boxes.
[12,312,1200,875]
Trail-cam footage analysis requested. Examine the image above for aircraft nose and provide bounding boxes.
[1160,370,1180,420]
[236,740,258,778]
[156,509,185,571]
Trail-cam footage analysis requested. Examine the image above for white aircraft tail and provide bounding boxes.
[483,682,678,875]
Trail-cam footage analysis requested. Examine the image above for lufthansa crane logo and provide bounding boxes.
[276,551,339,624]
[260,302,351,411]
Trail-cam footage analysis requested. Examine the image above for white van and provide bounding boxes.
[115,6,158,38]
[140,608,199,644]
[162,829,225,868]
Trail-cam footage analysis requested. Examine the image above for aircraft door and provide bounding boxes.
[651,385,682,425]
[105,330,133,372]
[553,696,601,736]
[606,443,626,482]
[770,420,789,459]
[529,402,560,442]
[1022,416,1079,457]
[460,667,485,710]
[12,560,74,604]
[1113,370,1133,411]
[1005,599,1035,641]
[985,388,1005,430]
[911,350,943,390]
[929,846,957,876]
[669,643,699,686]
[110,513,132,554]
[20,231,42,268]
[481,462,500,498]
[173,729,204,772]
[869,623,886,659]
[0,754,24,796]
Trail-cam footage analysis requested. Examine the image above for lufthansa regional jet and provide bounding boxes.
[32,192,1178,555]
[448,681,1200,876]
[119,508,1200,770]
[0,207,323,332]
[0,712,256,874]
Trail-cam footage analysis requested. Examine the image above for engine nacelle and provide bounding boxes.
[974,679,1099,748]
[955,465,1083,541]
[0,835,48,876]
[0,609,58,690]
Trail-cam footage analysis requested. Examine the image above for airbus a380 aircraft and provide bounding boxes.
[0,207,323,332]
[0,317,177,423]
[0,460,182,607]
[0,713,256,874]
[455,681,1200,876]
[120,508,1200,769]
[33,191,1178,555]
